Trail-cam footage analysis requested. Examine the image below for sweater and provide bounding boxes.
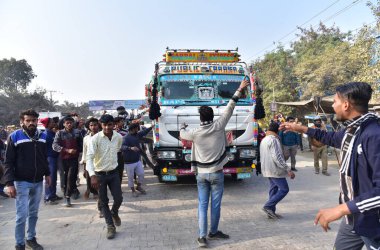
[279,131,299,146]
[179,90,241,173]
[122,127,152,164]
[43,129,59,158]
[260,133,289,178]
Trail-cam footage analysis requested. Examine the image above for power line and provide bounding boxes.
[245,0,365,61]
[277,0,342,43]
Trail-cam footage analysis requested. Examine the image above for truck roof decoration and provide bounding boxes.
[164,48,240,63]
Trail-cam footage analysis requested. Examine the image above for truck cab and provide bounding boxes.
[147,49,261,182]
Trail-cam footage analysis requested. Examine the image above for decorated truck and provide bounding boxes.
[146,48,265,182]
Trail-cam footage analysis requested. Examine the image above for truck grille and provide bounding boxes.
[168,130,245,140]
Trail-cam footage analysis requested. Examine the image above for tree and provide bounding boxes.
[251,46,299,124]
[0,88,55,126]
[292,23,352,99]
[0,58,36,93]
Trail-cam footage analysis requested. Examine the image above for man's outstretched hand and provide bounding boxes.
[280,122,308,134]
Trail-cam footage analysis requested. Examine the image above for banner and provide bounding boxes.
[89,100,146,111]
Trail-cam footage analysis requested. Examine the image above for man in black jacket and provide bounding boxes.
[122,123,152,197]
[4,109,51,250]
[53,116,83,207]
[282,82,380,250]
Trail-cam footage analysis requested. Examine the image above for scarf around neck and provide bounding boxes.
[339,113,379,217]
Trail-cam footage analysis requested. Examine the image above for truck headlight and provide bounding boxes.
[157,151,176,159]
[239,149,256,158]
[184,154,192,162]
[227,152,235,161]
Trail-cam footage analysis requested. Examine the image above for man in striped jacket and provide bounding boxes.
[282,82,380,250]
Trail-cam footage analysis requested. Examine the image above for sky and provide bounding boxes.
[0,0,376,104]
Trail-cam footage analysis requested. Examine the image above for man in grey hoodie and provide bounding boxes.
[180,79,249,248]
[260,122,295,219]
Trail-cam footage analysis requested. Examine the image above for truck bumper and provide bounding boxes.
[160,166,255,181]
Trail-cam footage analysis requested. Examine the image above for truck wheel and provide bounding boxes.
[231,173,242,181]
[157,173,164,183]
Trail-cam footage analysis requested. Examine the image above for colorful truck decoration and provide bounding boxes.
[146,48,262,182]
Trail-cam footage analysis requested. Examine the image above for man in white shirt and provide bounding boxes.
[87,114,123,240]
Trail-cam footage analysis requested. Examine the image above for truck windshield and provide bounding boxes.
[160,74,250,105]
[162,81,194,99]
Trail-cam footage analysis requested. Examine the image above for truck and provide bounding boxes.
[146,48,262,182]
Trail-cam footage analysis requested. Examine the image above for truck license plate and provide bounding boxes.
[162,175,177,181]
[237,173,251,179]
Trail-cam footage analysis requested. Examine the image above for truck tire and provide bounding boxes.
[231,173,242,182]
[157,173,164,183]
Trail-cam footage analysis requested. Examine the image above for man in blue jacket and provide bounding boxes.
[4,109,52,250]
[41,117,62,204]
[122,123,152,197]
[282,82,380,249]
[279,116,300,171]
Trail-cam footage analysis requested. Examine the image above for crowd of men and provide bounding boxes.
[1,81,380,250]
[1,107,154,249]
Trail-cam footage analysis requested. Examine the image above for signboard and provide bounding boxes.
[159,64,245,75]
[89,100,146,111]
[160,74,244,82]
[270,102,277,112]
[166,52,240,63]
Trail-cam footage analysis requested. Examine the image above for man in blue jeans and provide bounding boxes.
[279,116,300,171]
[180,79,249,248]
[40,117,62,204]
[4,109,51,250]
[260,122,295,219]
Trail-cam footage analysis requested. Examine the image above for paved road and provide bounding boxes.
[0,151,342,250]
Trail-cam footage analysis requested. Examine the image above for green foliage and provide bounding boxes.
[0,58,36,93]
[251,18,380,123]
[252,46,299,124]
[0,58,93,126]
[292,24,353,98]
[0,89,55,126]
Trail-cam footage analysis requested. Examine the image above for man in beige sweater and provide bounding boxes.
[180,79,249,248]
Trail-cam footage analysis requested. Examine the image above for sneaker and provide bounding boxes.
[131,191,138,198]
[136,185,146,195]
[274,213,283,219]
[44,199,58,205]
[322,172,330,176]
[15,245,25,250]
[315,170,320,174]
[262,207,278,219]
[112,213,121,227]
[207,231,229,240]
[106,226,116,239]
[64,197,72,207]
[267,213,283,219]
[0,191,9,198]
[26,237,43,250]
[291,168,298,172]
[197,237,207,248]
